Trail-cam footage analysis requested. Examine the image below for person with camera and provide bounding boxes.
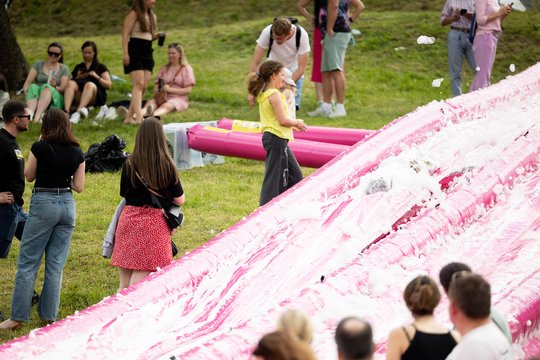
[111,117,185,290]
[141,43,195,119]
[248,17,310,110]
[440,0,477,97]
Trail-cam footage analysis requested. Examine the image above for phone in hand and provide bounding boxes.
[460,8,467,15]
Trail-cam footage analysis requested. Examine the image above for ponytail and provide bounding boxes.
[246,60,284,98]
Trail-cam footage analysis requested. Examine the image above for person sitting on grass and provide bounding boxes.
[64,41,112,124]
[141,43,195,119]
[21,42,70,122]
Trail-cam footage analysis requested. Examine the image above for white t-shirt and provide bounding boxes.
[256,24,310,73]
[446,322,512,360]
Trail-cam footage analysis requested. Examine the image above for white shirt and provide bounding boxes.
[440,0,475,28]
[256,24,310,73]
[446,322,512,360]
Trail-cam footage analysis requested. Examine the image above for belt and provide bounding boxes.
[33,187,71,194]
[451,26,469,33]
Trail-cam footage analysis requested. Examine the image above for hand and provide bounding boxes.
[89,71,99,79]
[0,192,15,205]
[171,228,177,236]
[500,5,512,16]
[123,54,130,66]
[162,84,171,93]
[49,77,57,86]
[247,93,256,106]
[326,28,335,37]
[453,9,461,21]
[295,119,308,131]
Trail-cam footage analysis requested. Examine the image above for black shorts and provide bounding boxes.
[123,38,154,74]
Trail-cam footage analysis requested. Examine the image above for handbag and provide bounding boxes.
[136,172,184,256]
[153,66,182,107]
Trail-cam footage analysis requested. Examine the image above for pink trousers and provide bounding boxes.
[470,32,500,92]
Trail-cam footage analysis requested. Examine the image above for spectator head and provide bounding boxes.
[2,100,29,127]
[335,317,374,360]
[0,73,7,92]
[252,330,316,360]
[47,42,64,63]
[168,43,189,67]
[448,273,491,320]
[41,109,78,146]
[403,275,441,316]
[271,17,293,43]
[246,60,284,98]
[81,40,100,67]
[277,309,313,344]
[439,262,472,293]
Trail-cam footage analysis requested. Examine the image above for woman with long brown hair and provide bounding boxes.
[111,117,185,289]
[0,109,85,330]
[122,0,159,124]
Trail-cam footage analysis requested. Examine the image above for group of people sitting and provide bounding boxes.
[8,37,194,125]
[252,262,528,360]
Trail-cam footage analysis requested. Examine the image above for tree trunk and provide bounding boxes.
[0,5,28,92]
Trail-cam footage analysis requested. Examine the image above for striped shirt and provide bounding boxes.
[440,0,475,29]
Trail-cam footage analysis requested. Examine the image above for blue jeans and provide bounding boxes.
[294,76,304,109]
[447,29,476,97]
[10,192,76,322]
[0,203,27,258]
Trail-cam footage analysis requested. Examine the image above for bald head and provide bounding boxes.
[335,317,374,360]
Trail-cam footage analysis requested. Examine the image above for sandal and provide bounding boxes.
[0,319,23,330]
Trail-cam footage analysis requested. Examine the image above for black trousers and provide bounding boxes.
[259,132,303,206]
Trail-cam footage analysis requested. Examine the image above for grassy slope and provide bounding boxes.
[1,0,538,343]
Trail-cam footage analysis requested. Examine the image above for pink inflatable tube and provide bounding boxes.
[217,118,375,146]
[187,125,350,168]
[1,64,539,359]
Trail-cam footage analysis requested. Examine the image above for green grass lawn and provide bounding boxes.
[1,0,539,343]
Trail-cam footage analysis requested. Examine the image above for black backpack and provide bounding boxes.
[267,17,302,58]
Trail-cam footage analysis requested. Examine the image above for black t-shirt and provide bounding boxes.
[120,162,183,207]
[71,62,109,91]
[31,140,84,188]
[0,128,25,206]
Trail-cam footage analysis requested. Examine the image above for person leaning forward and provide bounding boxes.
[248,17,310,110]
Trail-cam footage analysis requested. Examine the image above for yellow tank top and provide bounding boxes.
[257,88,293,141]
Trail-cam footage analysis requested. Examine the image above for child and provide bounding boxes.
[281,68,297,119]
[246,60,308,206]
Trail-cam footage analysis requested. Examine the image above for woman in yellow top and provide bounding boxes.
[246,60,308,206]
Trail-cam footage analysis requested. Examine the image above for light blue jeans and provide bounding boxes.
[294,76,304,109]
[447,29,476,97]
[10,191,76,322]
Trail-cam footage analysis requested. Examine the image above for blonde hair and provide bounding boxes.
[168,43,189,67]
[277,309,313,344]
[246,60,283,98]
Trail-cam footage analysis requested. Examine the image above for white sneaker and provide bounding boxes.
[95,105,108,121]
[69,112,81,124]
[328,107,347,118]
[79,107,89,118]
[308,106,331,117]
[105,107,117,120]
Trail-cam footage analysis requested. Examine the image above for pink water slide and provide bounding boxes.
[1,64,540,359]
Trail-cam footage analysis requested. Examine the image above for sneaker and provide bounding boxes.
[328,107,347,118]
[95,105,108,121]
[69,112,81,124]
[105,107,118,120]
[116,106,128,120]
[308,106,331,117]
[79,107,89,118]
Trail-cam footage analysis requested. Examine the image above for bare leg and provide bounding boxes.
[142,98,157,117]
[153,102,176,117]
[34,88,52,122]
[26,99,38,117]
[314,82,324,103]
[63,80,79,113]
[331,70,346,104]
[129,270,151,286]
[78,82,98,110]
[118,267,133,291]
[322,71,334,103]
[126,70,145,124]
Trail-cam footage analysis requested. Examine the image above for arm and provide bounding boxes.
[268,92,307,130]
[249,45,266,74]
[89,70,112,90]
[70,161,85,193]
[173,194,185,206]
[349,0,365,22]
[122,11,137,66]
[22,68,38,93]
[57,75,69,93]
[326,0,339,36]
[475,0,511,25]
[297,0,315,24]
[292,52,309,82]
[385,328,405,360]
[163,84,192,96]
[24,151,37,182]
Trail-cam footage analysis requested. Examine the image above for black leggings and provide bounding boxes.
[259,132,303,206]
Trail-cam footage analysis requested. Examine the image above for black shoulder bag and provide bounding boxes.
[135,172,184,257]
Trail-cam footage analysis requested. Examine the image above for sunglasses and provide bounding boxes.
[15,114,31,119]
[48,51,61,57]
